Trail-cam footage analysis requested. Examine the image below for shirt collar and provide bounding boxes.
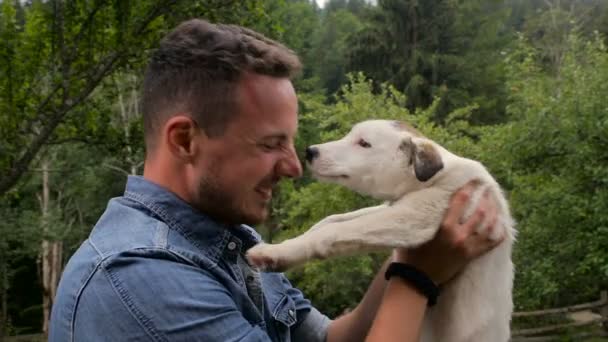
[123,176,261,262]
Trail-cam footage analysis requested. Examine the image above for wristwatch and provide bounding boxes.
[384,262,441,307]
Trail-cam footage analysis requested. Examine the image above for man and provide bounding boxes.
[50,19,501,341]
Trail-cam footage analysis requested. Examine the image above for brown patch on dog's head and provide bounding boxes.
[392,120,423,138]
[399,138,416,165]
[413,142,443,182]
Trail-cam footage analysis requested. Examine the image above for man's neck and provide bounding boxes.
[143,155,193,206]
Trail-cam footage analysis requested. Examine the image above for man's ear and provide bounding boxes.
[164,115,201,160]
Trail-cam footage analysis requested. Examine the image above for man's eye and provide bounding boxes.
[260,142,279,151]
[358,139,372,148]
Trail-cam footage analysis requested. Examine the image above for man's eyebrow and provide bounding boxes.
[260,133,288,141]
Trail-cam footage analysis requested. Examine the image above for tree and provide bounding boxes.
[0,0,269,198]
[0,0,169,197]
[104,73,145,176]
[345,0,511,123]
[346,0,457,109]
[308,8,364,95]
[0,204,40,339]
[477,34,608,309]
[267,0,319,58]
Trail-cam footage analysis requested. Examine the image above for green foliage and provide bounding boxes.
[478,34,608,310]
[266,0,319,56]
[0,0,271,197]
[306,8,365,94]
[0,0,165,196]
[346,0,511,123]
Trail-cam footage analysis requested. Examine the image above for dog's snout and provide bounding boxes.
[305,146,319,163]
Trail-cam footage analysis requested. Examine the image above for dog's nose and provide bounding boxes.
[305,146,319,163]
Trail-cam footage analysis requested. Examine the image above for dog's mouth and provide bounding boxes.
[310,171,349,180]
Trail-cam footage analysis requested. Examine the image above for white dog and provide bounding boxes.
[247,120,515,342]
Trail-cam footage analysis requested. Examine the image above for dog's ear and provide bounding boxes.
[400,138,443,182]
[413,141,444,182]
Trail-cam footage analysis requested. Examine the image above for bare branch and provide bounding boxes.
[102,163,130,176]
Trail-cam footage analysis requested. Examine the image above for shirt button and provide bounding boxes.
[227,241,237,251]
[288,309,295,318]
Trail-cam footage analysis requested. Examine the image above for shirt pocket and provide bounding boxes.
[271,294,297,342]
[272,294,297,327]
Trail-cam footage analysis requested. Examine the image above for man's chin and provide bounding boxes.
[196,195,270,225]
[241,209,269,226]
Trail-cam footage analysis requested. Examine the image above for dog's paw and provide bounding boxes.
[246,244,288,272]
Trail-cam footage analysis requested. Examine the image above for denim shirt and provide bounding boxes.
[50,176,330,342]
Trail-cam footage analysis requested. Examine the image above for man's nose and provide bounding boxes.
[278,146,303,179]
[305,146,319,163]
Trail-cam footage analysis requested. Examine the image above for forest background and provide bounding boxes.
[1,0,607,339]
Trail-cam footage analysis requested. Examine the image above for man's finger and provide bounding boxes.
[466,189,494,234]
[485,213,499,240]
[444,180,480,227]
[470,230,505,257]
[469,215,505,256]
[462,205,486,236]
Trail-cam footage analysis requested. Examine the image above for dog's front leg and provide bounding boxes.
[308,203,388,232]
[247,195,446,271]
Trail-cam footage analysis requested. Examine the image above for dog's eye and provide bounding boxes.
[358,139,372,148]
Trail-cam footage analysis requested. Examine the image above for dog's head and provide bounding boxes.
[306,120,444,200]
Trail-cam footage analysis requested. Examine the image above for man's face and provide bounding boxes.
[191,73,302,225]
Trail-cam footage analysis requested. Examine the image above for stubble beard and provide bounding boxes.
[196,172,268,226]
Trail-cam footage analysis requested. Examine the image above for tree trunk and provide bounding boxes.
[40,158,63,337]
[116,74,141,175]
[601,291,608,333]
[0,261,6,342]
[410,0,418,73]
[41,158,51,336]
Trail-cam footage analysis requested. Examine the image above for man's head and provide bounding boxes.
[142,19,303,225]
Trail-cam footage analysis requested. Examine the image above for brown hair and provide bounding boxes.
[141,19,301,151]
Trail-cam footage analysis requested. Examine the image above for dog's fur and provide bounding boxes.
[247,120,515,342]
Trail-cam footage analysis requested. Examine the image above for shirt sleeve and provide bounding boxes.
[280,274,332,342]
[76,248,273,342]
[292,306,332,342]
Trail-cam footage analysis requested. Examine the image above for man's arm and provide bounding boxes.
[325,258,391,342]
[327,182,502,342]
[365,276,428,342]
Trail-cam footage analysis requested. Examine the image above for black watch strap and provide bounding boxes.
[384,262,440,307]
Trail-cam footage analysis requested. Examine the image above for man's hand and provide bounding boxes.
[393,180,504,284]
